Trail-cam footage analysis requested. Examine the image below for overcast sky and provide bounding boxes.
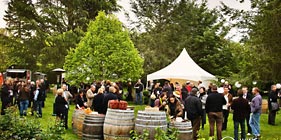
[0,0,251,28]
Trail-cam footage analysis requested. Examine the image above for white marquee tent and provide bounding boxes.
[147,48,217,86]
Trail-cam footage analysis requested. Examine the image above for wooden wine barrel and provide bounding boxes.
[103,109,135,140]
[262,99,268,114]
[72,109,85,134]
[169,121,192,140]
[82,114,105,140]
[77,110,86,138]
[135,111,167,140]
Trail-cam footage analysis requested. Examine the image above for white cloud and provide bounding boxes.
[0,0,8,28]
[0,0,251,42]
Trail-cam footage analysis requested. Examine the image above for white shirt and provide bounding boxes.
[223,93,229,110]
[34,89,39,101]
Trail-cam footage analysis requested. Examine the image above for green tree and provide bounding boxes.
[131,0,231,77]
[2,0,120,73]
[2,0,40,70]
[64,11,144,85]
[35,0,120,33]
[33,0,120,72]
[220,0,281,84]
[0,28,13,71]
[36,29,84,72]
[4,0,38,39]
[246,0,281,82]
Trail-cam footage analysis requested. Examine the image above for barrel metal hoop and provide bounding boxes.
[135,124,167,128]
[103,121,135,126]
[104,133,130,138]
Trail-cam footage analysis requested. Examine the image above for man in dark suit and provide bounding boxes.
[242,86,253,136]
[232,89,251,140]
[102,86,118,114]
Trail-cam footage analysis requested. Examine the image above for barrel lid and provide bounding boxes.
[107,108,134,113]
[85,113,105,117]
[137,111,166,115]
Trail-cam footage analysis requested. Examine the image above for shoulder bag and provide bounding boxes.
[271,102,279,111]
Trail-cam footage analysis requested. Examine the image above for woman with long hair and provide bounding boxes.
[167,94,183,119]
[18,83,30,116]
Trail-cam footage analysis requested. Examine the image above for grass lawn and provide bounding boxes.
[2,92,281,140]
[198,113,281,140]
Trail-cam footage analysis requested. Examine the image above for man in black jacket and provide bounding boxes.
[206,85,226,140]
[268,85,279,125]
[231,89,251,140]
[134,79,144,105]
[242,86,253,135]
[102,86,118,114]
[185,88,202,140]
[1,79,13,115]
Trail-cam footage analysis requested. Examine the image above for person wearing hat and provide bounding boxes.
[167,94,183,119]
[173,90,181,98]
[173,91,184,110]
[185,88,203,140]
[185,81,192,93]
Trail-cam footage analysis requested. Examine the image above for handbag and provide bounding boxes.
[150,93,156,100]
[271,102,279,111]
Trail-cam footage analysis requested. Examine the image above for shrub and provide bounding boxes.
[39,122,65,140]
[130,127,178,140]
[142,90,149,97]
[0,106,64,140]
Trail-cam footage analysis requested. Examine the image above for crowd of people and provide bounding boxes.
[149,80,281,140]
[1,77,49,117]
[52,79,129,129]
[1,77,281,140]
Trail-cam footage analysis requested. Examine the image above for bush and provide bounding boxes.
[0,106,42,140]
[142,90,149,97]
[0,106,65,140]
[130,127,179,140]
[130,129,149,140]
[40,122,65,140]
[142,90,150,105]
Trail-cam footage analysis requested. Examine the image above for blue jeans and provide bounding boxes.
[20,100,29,116]
[36,101,43,117]
[135,92,142,105]
[234,119,246,140]
[250,113,260,136]
[150,99,155,107]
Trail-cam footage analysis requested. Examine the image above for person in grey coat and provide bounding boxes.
[249,87,262,140]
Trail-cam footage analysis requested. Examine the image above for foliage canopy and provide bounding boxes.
[64,11,144,85]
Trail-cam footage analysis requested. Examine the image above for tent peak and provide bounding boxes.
[147,48,216,82]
